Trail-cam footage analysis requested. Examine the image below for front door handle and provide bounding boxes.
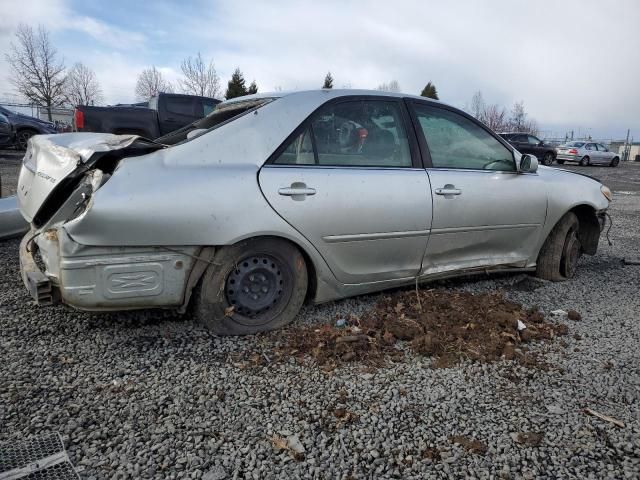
[278,182,316,200]
[435,184,462,196]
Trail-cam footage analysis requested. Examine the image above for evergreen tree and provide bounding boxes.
[247,80,258,94]
[225,68,247,99]
[322,72,334,89]
[420,81,439,100]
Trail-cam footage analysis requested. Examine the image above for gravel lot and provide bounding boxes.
[1,158,639,479]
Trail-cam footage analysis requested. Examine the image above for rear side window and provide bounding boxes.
[274,100,412,167]
[414,104,515,171]
[165,97,194,116]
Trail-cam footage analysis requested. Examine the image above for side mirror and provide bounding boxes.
[519,154,538,173]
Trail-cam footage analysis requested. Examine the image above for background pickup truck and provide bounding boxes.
[74,92,220,139]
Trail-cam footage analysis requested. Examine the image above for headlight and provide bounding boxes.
[600,185,612,202]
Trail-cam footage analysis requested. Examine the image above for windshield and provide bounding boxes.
[156,97,275,145]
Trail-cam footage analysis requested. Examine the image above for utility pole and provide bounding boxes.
[623,129,630,161]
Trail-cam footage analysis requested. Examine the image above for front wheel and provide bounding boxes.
[610,157,620,167]
[542,152,554,166]
[194,238,308,335]
[536,212,582,281]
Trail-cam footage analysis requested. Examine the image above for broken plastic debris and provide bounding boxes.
[517,320,527,331]
[550,309,568,316]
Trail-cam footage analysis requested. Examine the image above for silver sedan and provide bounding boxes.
[556,141,621,167]
[16,90,612,334]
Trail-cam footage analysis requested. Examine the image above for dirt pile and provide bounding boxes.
[261,289,568,369]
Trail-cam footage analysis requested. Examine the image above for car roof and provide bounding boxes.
[222,88,448,107]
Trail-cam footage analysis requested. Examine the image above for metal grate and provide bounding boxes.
[0,434,79,480]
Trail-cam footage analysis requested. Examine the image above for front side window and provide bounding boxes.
[274,100,412,167]
[414,104,515,171]
[585,143,595,151]
[528,135,540,145]
[596,144,607,151]
[0,113,8,125]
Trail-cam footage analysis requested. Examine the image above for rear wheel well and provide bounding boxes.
[217,235,317,303]
[570,204,601,255]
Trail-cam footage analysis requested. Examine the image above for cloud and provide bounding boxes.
[0,0,638,137]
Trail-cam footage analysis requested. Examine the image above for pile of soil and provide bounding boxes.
[258,289,568,369]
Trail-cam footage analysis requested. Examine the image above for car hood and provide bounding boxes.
[17,132,163,225]
[540,165,601,184]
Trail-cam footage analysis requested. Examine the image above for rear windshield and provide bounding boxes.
[565,141,585,147]
[156,98,274,145]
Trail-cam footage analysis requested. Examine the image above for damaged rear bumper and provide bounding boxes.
[20,233,55,305]
[19,228,205,311]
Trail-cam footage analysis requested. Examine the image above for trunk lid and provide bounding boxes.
[17,132,163,226]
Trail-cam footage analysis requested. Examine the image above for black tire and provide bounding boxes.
[194,237,308,335]
[579,156,590,166]
[16,130,36,150]
[542,152,554,166]
[610,157,620,167]
[556,160,565,165]
[535,212,582,282]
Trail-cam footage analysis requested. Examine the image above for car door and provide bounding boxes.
[596,144,611,164]
[259,97,432,284]
[527,135,544,158]
[584,143,600,164]
[408,101,548,275]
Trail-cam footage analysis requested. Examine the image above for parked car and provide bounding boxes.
[0,113,15,148]
[498,132,556,165]
[74,92,221,139]
[17,90,611,335]
[0,106,58,150]
[0,195,29,240]
[555,141,620,167]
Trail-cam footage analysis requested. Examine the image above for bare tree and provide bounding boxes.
[376,80,401,92]
[470,90,485,121]
[135,66,173,101]
[508,101,527,131]
[64,62,103,107]
[179,52,220,98]
[482,103,508,132]
[5,24,66,121]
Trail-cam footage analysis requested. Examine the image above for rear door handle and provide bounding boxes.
[278,182,316,200]
[435,185,462,196]
[278,187,316,196]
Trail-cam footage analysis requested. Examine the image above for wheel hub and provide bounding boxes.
[225,255,283,317]
[562,230,581,278]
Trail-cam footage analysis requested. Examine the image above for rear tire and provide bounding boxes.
[610,157,620,167]
[535,212,582,281]
[194,237,308,335]
[579,156,590,166]
[543,152,554,166]
[16,130,36,150]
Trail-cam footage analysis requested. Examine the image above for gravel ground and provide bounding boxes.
[1,161,639,479]
[0,152,22,197]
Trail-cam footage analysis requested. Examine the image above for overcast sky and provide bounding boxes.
[0,0,638,139]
